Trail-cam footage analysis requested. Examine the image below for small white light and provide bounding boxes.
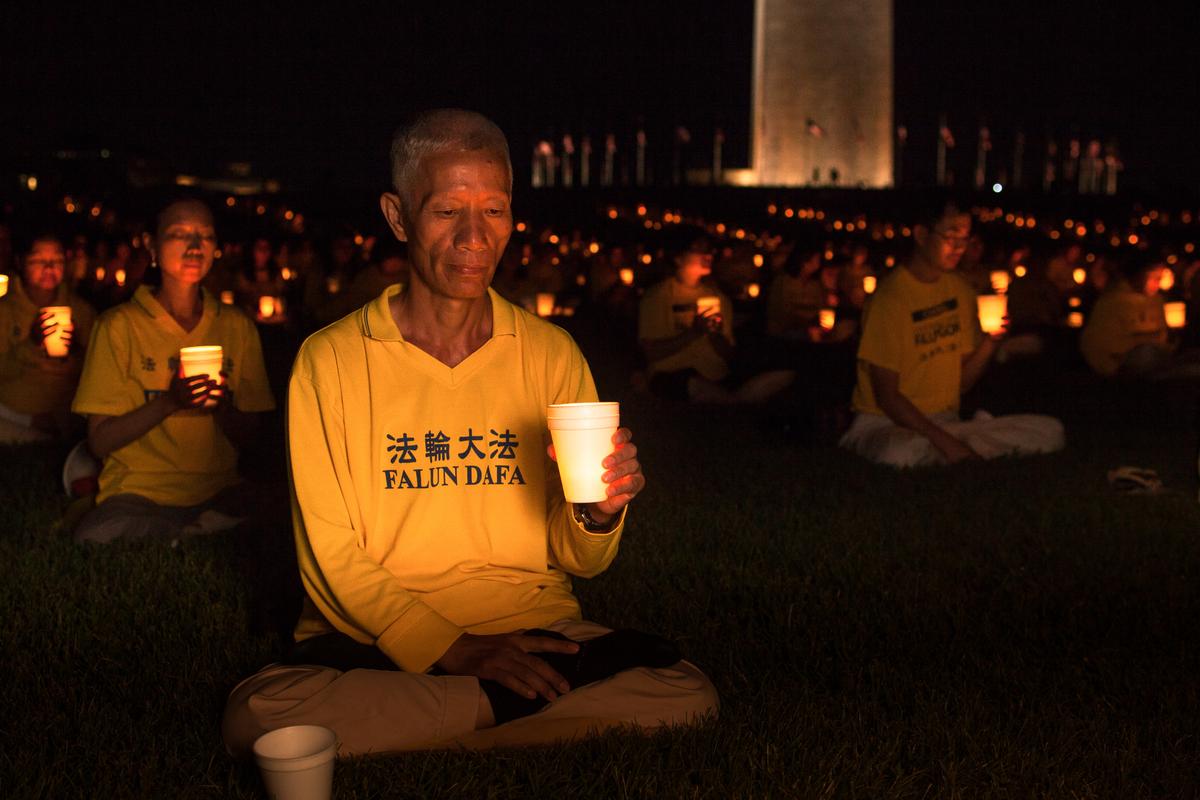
[992,183,1003,194]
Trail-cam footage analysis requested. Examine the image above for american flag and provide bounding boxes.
[939,124,956,148]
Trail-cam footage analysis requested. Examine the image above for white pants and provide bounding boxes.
[222,619,719,758]
[840,410,1065,468]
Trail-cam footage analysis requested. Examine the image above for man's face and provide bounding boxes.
[384,149,512,301]
[917,211,971,272]
[24,241,65,292]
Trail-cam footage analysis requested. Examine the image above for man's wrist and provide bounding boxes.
[573,503,618,533]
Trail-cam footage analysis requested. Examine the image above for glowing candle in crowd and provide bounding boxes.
[0,275,8,297]
[115,268,127,287]
[536,293,555,317]
[325,276,341,294]
[989,270,1010,294]
[95,267,106,282]
[753,254,764,268]
[259,296,277,319]
[179,346,223,408]
[1067,311,1084,328]
[1014,265,1027,278]
[1073,268,1087,285]
[819,308,836,331]
[862,275,877,294]
[280,267,293,281]
[1165,301,1187,329]
[547,402,620,503]
[747,283,761,298]
[41,306,72,357]
[220,290,235,305]
[619,268,634,286]
[977,294,1008,335]
[1159,269,1176,292]
[696,296,721,317]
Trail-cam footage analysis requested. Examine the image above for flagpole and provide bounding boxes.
[580,136,591,188]
[1012,131,1025,190]
[712,127,724,185]
[602,134,615,187]
[936,113,948,187]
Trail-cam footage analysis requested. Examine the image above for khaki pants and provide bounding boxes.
[840,410,1065,468]
[222,619,719,758]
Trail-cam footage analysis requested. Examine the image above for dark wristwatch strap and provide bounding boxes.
[573,503,617,533]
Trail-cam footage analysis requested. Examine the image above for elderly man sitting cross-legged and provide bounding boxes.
[222,110,718,758]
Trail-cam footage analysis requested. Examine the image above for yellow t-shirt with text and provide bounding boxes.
[72,286,275,506]
[852,266,983,416]
[289,286,626,673]
[638,278,733,380]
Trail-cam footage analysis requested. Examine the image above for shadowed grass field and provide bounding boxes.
[2,362,1198,798]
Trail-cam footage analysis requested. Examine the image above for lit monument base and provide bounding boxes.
[749,0,893,188]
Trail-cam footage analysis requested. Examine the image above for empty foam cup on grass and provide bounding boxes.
[253,724,337,800]
[179,345,223,407]
[547,402,620,504]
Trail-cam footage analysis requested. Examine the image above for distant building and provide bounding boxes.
[732,0,893,188]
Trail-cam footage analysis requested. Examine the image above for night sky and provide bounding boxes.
[4,2,1197,195]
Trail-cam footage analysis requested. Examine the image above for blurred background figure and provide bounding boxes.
[0,233,96,443]
[1081,251,1194,379]
[639,234,793,404]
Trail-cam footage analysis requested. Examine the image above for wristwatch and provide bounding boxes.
[573,503,617,533]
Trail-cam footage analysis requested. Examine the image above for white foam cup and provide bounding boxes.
[179,345,224,408]
[1165,301,1186,329]
[977,294,1008,335]
[253,725,337,800]
[696,296,721,316]
[547,402,620,504]
[41,306,73,357]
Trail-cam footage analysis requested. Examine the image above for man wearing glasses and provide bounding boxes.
[840,194,1064,466]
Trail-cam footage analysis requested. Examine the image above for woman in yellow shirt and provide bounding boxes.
[1081,252,1175,377]
[0,233,95,443]
[71,199,275,543]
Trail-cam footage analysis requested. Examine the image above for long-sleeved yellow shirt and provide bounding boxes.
[289,286,625,673]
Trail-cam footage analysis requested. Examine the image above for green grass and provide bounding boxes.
[2,365,1199,798]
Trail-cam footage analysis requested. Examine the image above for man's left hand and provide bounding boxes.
[549,426,645,524]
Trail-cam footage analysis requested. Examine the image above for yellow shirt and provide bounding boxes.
[289,286,626,673]
[638,278,733,380]
[72,286,275,506]
[1080,280,1169,377]
[852,266,983,416]
[0,278,96,415]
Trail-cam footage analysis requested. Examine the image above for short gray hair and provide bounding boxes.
[389,109,513,213]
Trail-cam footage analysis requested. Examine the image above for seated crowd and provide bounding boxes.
[0,109,1196,756]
